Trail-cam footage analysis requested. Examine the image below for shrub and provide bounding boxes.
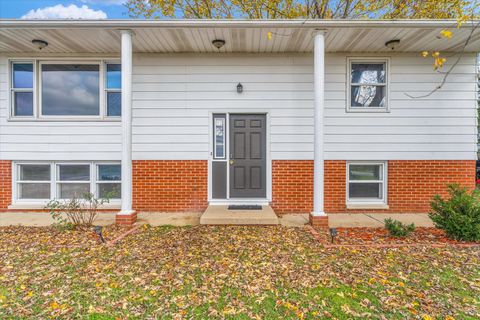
[45,192,110,228]
[429,184,480,242]
[384,218,415,237]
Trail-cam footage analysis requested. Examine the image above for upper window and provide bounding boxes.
[347,162,386,204]
[41,64,100,116]
[348,60,388,111]
[11,63,34,117]
[106,64,121,117]
[9,60,121,119]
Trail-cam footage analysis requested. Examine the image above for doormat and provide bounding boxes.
[228,205,262,210]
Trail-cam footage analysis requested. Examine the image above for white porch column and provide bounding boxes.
[312,30,327,219]
[119,30,134,216]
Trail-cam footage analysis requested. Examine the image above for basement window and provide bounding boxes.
[347,162,387,204]
[14,162,121,202]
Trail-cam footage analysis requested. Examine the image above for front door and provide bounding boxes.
[229,114,267,198]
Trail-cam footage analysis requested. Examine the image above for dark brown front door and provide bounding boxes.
[229,114,266,198]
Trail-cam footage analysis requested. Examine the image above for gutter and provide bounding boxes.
[0,19,479,29]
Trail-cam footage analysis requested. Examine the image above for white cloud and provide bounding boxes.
[21,4,107,19]
[80,0,126,5]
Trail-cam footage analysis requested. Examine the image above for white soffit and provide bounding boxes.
[0,19,479,53]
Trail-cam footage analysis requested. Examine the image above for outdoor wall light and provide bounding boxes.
[212,39,226,49]
[329,228,338,244]
[385,39,400,50]
[32,39,49,50]
[237,83,243,93]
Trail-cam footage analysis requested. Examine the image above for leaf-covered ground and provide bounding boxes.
[0,225,479,319]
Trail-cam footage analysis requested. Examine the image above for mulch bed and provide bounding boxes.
[309,226,479,248]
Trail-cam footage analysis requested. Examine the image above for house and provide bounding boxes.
[0,19,478,226]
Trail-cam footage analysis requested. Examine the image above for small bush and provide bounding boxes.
[429,184,480,242]
[45,192,109,228]
[384,218,415,237]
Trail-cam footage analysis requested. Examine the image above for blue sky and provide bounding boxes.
[0,0,130,19]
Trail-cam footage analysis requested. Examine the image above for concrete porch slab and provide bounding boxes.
[200,205,279,225]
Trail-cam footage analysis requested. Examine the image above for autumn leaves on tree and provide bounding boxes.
[126,0,478,20]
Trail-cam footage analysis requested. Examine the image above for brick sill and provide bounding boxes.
[346,203,389,210]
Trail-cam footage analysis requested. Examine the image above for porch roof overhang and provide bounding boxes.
[0,19,479,54]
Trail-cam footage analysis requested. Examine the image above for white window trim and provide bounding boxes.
[104,61,121,118]
[11,161,121,208]
[7,58,121,121]
[9,60,36,119]
[346,161,388,207]
[346,57,390,113]
[213,115,226,159]
[96,162,122,199]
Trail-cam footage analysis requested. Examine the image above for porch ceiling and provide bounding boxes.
[0,19,479,54]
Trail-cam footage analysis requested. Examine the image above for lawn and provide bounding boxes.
[0,225,479,319]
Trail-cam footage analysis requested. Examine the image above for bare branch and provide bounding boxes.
[405,19,480,99]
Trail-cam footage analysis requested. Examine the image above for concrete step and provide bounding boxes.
[200,205,279,225]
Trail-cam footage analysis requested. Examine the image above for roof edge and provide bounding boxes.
[0,19,479,29]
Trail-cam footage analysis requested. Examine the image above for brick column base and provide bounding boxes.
[115,211,137,226]
[309,214,329,228]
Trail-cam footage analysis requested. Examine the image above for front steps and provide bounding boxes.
[200,205,279,225]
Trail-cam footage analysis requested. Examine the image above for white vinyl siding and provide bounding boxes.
[0,53,477,161]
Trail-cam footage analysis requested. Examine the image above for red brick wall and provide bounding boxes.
[272,160,313,214]
[0,161,12,210]
[132,160,208,212]
[325,160,476,213]
[272,160,476,214]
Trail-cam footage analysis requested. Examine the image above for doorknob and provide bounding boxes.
[229,159,234,165]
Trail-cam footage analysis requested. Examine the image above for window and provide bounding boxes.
[347,162,386,204]
[17,164,51,199]
[97,164,121,199]
[106,64,121,116]
[348,60,388,111]
[9,60,121,119]
[41,64,100,116]
[213,114,226,159]
[11,62,34,117]
[14,162,121,202]
[57,164,91,198]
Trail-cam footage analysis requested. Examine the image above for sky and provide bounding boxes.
[0,0,130,19]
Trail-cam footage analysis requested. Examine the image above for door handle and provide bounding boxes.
[229,159,234,165]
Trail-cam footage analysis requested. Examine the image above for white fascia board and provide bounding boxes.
[0,19,478,29]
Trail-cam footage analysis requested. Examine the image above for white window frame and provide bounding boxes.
[96,162,122,199]
[104,61,121,118]
[56,162,93,200]
[9,60,36,119]
[12,161,121,207]
[213,114,226,159]
[8,58,120,121]
[347,58,390,113]
[15,163,53,201]
[346,161,388,206]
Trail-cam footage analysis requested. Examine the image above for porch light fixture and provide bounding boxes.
[212,39,226,49]
[32,39,48,50]
[385,39,400,50]
[237,83,243,94]
[329,228,338,244]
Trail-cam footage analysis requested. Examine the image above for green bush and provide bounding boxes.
[384,218,415,237]
[429,184,480,242]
